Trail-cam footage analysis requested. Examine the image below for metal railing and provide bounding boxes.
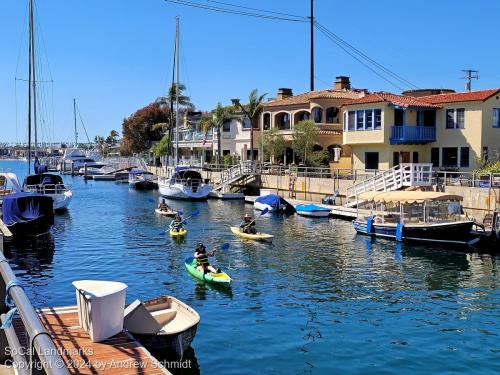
[24,184,71,195]
[0,235,70,375]
[435,171,500,188]
[390,125,436,144]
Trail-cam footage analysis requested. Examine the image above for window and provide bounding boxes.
[394,109,404,126]
[366,110,373,129]
[223,150,230,156]
[242,118,252,129]
[297,111,310,122]
[326,107,339,123]
[431,147,440,167]
[365,152,379,170]
[222,120,231,132]
[374,109,382,129]
[393,152,400,166]
[343,112,347,131]
[442,147,458,167]
[460,147,469,168]
[312,107,323,123]
[493,108,500,128]
[276,113,290,130]
[356,110,365,130]
[413,151,419,163]
[422,110,436,127]
[263,113,271,130]
[446,108,465,129]
[482,146,489,163]
[348,111,356,131]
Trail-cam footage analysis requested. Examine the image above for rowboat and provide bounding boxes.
[296,204,331,218]
[184,257,231,285]
[230,226,274,242]
[170,228,187,237]
[124,296,199,358]
[155,208,177,217]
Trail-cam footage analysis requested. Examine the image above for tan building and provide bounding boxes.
[260,76,367,168]
[342,89,500,171]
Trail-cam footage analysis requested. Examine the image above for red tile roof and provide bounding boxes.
[419,89,500,104]
[343,92,441,109]
[264,89,365,108]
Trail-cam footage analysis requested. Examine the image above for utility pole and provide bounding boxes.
[309,0,314,92]
[462,69,479,92]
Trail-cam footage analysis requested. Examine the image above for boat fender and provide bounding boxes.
[396,223,404,242]
[366,217,374,233]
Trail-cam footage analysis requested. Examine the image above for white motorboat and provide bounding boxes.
[158,167,211,200]
[128,169,157,190]
[254,194,295,214]
[58,148,105,173]
[296,204,331,218]
[23,173,73,211]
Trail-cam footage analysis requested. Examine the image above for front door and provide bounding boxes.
[400,152,411,163]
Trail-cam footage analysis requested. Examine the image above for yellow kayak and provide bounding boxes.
[230,226,274,242]
[170,228,187,237]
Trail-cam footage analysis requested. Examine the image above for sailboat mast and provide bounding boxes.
[27,0,33,173]
[31,0,37,156]
[174,16,180,166]
[73,99,78,146]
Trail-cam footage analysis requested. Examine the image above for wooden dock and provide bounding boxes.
[0,218,12,242]
[13,306,171,375]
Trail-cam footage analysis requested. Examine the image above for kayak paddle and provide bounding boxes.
[242,208,269,230]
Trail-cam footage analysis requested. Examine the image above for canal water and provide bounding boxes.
[2,160,499,374]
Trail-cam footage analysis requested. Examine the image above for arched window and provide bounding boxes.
[294,111,310,123]
[263,113,271,130]
[326,107,339,123]
[311,107,323,123]
[275,112,291,130]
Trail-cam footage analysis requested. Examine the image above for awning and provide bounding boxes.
[358,191,463,204]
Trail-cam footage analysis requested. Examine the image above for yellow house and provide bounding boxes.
[260,76,367,169]
[342,89,500,171]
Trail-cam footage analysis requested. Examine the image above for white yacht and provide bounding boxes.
[128,169,157,190]
[58,148,106,172]
[23,173,73,211]
[158,167,211,200]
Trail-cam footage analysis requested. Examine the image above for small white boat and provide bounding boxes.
[23,173,73,211]
[128,169,157,190]
[155,208,177,217]
[124,296,199,358]
[208,191,245,200]
[93,174,115,181]
[296,204,331,218]
[158,167,211,200]
[254,194,295,214]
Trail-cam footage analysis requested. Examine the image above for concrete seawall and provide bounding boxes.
[147,166,499,222]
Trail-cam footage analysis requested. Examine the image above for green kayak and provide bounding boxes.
[184,257,232,285]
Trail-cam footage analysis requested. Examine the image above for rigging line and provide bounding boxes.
[205,0,308,20]
[14,79,19,144]
[14,1,29,78]
[163,0,307,22]
[314,75,332,87]
[15,78,53,83]
[314,25,405,92]
[33,0,53,81]
[314,22,418,89]
[75,103,91,144]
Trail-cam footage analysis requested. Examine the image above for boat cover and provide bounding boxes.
[24,173,64,186]
[2,192,54,226]
[296,204,330,212]
[255,194,295,214]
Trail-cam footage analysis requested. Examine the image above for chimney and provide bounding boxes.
[334,76,351,90]
[277,88,293,100]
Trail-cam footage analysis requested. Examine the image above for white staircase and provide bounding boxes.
[212,161,260,192]
[345,163,433,207]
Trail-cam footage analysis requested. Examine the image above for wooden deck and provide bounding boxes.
[13,306,171,375]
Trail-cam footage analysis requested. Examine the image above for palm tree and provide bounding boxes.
[232,89,267,161]
[212,103,234,165]
[155,83,193,109]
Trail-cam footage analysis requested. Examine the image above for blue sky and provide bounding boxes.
[1,0,499,143]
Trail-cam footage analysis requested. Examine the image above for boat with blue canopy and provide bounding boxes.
[1,192,54,236]
[296,204,331,218]
[254,194,295,214]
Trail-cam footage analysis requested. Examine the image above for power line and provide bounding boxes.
[163,0,307,22]
[314,21,418,90]
[206,0,307,19]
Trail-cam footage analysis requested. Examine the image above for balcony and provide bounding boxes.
[176,131,213,142]
[390,126,436,145]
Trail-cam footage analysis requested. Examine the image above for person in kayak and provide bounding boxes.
[158,199,171,212]
[170,214,185,232]
[240,214,257,234]
[194,243,219,274]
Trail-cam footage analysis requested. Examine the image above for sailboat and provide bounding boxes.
[1,0,54,236]
[21,0,73,211]
[158,18,212,200]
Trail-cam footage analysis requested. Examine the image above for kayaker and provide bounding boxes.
[170,214,184,232]
[240,214,257,234]
[158,199,170,212]
[194,243,219,274]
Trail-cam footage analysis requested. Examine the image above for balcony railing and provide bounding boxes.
[175,131,214,142]
[390,125,436,144]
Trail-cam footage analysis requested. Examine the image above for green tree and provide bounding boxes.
[105,129,119,145]
[155,83,193,109]
[121,102,170,155]
[292,120,319,165]
[232,89,267,161]
[212,103,234,165]
[153,134,170,158]
[259,128,286,163]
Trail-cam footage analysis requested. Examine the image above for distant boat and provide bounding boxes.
[2,192,54,236]
[159,167,211,200]
[128,169,157,190]
[58,148,106,173]
[124,296,199,358]
[254,194,295,214]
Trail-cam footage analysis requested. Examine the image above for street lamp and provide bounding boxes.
[231,98,254,162]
